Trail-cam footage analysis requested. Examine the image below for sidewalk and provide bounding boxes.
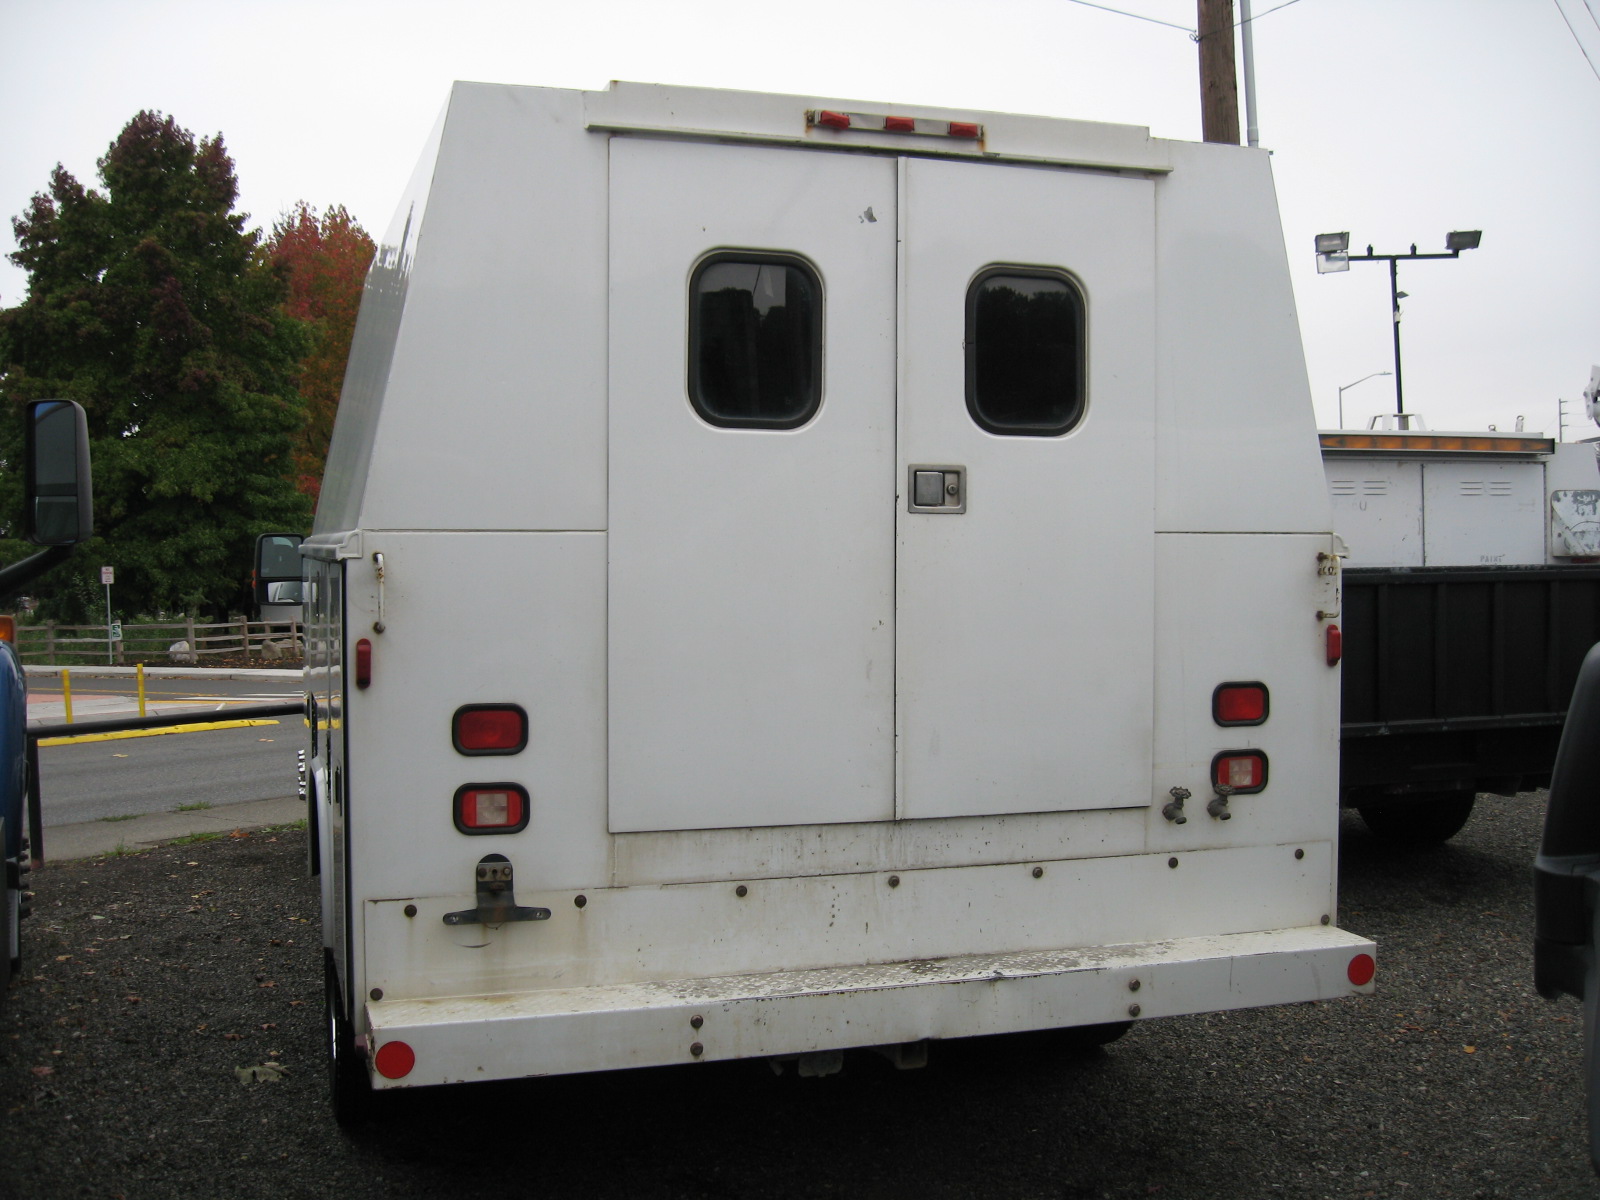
[42,794,306,862]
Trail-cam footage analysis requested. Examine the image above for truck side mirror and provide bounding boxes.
[254,533,305,606]
[24,400,93,546]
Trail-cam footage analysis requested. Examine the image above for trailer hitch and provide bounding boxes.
[443,854,552,927]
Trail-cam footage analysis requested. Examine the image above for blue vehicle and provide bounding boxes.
[1,400,93,1007]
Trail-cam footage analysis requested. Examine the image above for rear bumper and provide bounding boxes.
[365,924,1374,1088]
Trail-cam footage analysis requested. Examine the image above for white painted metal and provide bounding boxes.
[896,157,1154,820]
[309,79,1365,1096]
[1324,461,1424,567]
[1423,460,1545,566]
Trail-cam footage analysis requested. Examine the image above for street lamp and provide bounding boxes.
[1337,371,1392,428]
[1314,230,1483,423]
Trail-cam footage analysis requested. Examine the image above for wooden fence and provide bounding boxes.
[13,619,303,666]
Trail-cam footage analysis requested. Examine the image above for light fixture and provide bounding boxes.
[1445,230,1482,252]
[1315,232,1350,254]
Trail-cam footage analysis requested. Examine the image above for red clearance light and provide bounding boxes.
[373,1040,415,1080]
[454,784,530,835]
[0,616,15,644]
[1211,750,1268,795]
[816,109,851,129]
[1326,623,1342,666]
[1213,682,1268,726]
[885,115,917,132]
[947,121,981,138]
[355,638,372,689]
[1347,952,1376,987]
[453,705,528,755]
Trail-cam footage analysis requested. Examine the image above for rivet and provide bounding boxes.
[1321,914,1331,925]
[735,884,748,898]
[1128,978,1141,992]
[574,894,587,908]
[1031,866,1044,879]
[690,1041,704,1058]
[1128,1003,1141,1018]
[403,904,417,919]
[690,1015,704,1030]
[1168,857,1179,869]
[888,875,901,888]
[1294,848,1305,861]
[369,988,383,1002]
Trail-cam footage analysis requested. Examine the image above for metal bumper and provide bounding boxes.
[364,924,1375,1088]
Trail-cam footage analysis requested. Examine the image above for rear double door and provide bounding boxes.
[608,137,1154,833]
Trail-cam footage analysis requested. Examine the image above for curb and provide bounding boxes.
[41,794,307,862]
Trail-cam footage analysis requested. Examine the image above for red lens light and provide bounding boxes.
[817,109,851,129]
[454,784,530,834]
[453,705,528,755]
[1326,623,1342,666]
[1213,683,1268,726]
[373,1040,415,1079]
[947,121,980,138]
[1347,953,1376,987]
[1211,751,1267,795]
[885,115,916,132]
[355,638,372,689]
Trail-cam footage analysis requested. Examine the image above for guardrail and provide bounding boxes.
[13,619,304,666]
[24,700,307,866]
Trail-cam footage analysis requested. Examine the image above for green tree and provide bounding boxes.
[0,111,312,620]
[263,201,374,502]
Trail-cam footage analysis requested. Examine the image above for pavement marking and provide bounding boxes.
[39,718,284,746]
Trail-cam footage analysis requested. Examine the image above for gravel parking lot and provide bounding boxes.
[2,792,1594,1199]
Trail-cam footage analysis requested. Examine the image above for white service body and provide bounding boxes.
[303,80,1373,1091]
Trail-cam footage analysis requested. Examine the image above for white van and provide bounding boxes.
[293,80,1375,1122]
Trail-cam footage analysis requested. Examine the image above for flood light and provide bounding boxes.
[1445,230,1481,252]
[1314,232,1349,254]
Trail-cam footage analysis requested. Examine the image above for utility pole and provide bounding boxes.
[1198,0,1240,144]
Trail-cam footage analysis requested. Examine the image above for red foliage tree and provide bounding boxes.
[264,202,374,501]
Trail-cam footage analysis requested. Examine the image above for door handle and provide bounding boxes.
[908,465,965,514]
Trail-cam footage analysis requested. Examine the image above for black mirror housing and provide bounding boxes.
[24,400,93,546]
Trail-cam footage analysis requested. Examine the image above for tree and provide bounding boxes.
[0,111,312,620]
[263,202,373,502]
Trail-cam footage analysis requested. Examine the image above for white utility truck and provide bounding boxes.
[278,80,1376,1123]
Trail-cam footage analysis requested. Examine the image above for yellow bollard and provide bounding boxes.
[137,662,147,717]
[62,668,73,724]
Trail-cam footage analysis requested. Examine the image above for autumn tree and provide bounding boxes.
[263,202,373,501]
[0,111,312,620]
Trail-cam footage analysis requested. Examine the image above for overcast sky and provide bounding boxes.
[3,0,1596,434]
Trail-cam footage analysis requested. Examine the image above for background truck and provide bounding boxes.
[1,400,93,1005]
[267,79,1377,1125]
[1325,423,1600,845]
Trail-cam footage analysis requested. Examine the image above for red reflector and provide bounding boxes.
[885,115,916,132]
[373,1040,415,1080]
[947,121,980,138]
[1211,751,1268,795]
[355,638,372,689]
[1347,952,1376,987]
[1213,682,1268,726]
[1326,623,1343,666]
[817,109,851,129]
[453,705,528,755]
[454,784,531,834]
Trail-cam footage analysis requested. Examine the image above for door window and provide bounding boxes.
[965,268,1085,436]
[689,254,822,429]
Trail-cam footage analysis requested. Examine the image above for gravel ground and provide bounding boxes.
[2,793,1594,1199]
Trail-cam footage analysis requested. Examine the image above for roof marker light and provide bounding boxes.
[815,109,851,129]
[884,115,917,133]
[806,109,984,140]
[947,121,981,138]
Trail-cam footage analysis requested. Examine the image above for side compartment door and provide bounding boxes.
[607,138,899,833]
[896,158,1156,820]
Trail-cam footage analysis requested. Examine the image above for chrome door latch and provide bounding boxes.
[443,854,551,926]
[907,465,966,514]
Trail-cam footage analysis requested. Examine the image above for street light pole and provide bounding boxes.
[1314,231,1482,425]
[1337,371,1392,428]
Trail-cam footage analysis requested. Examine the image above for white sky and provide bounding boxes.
[2,0,1597,434]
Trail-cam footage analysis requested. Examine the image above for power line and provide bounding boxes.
[1554,0,1600,81]
[1060,0,1195,34]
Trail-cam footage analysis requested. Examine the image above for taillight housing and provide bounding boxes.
[453,784,530,835]
[1211,750,1268,795]
[1212,682,1268,727]
[452,704,528,755]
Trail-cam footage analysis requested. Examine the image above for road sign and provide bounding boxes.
[100,566,114,586]
[109,621,122,642]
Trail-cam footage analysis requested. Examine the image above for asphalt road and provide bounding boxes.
[28,673,303,825]
[1,790,1595,1199]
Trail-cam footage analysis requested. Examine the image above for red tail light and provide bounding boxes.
[454,784,530,834]
[355,638,372,688]
[1213,682,1268,726]
[1211,750,1268,795]
[1326,623,1343,666]
[453,705,528,755]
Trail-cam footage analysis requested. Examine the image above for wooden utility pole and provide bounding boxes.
[1198,0,1240,144]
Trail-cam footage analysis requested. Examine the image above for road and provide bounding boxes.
[26,672,303,825]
